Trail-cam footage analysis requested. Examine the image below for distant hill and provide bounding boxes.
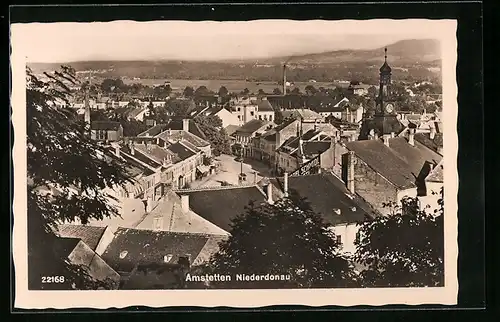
[28,39,442,83]
[268,39,441,65]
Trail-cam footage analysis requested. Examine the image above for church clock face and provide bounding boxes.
[385,103,394,113]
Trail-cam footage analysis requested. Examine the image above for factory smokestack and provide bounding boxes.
[283,63,287,96]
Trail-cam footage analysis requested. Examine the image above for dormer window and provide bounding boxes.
[119,251,128,259]
[333,208,341,215]
[164,254,173,263]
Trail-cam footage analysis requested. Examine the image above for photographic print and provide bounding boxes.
[11,17,458,308]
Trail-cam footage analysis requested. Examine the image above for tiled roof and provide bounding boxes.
[235,119,272,135]
[167,142,197,161]
[91,121,122,131]
[177,186,267,232]
[166,119,208,140]
[275,173,379,225]
[134,143,179,165]
[100,228,211,273]
[257,100,274,112]
[138,124,169,137]
[122,145,162,168]
[345,139,418,189]
[224,124,240,136]
[156,130,210,148]
[386,137,442,177]
[414,133,443,154]
[299,141,332,157]
[281,109,323,120]
[52,237,80,258]
[57,224,107,251]
[426,159,444,183]
[263,132,277,142]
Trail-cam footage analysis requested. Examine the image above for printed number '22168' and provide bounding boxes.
[42,276,65,283]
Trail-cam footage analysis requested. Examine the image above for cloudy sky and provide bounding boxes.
[11,20,449,63]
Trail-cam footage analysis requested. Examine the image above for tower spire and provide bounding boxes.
[384,47,387,62]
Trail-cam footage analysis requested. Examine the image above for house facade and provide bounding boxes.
[90,121,124,142]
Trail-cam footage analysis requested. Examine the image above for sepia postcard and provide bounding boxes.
[11,18,458,309]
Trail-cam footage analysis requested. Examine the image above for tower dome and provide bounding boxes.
[379,48,392,73]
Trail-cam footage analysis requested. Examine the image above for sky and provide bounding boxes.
[11,20,448,63]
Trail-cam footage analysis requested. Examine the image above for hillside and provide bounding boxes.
[28,39,442,84]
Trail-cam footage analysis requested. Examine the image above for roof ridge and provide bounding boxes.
[116,226,227,238]
[174,183,259,193]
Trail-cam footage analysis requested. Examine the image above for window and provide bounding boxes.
[355,231,361,244]
[153,217,163,230]
[237,107,241,112]
[336,235,342,245]
[119,251,128,259]
[237,115,241,120]
[269,115,273,121]
[259,115,262,120]
[250,111,254,116]
[164,254,173,263]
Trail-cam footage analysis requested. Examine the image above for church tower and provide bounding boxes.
[359,48,402,140]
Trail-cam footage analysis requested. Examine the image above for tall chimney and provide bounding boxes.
[267,184,274,204]
[146,196,153,213]
[253,172,257,184]
[408,128,415,146]
[182,119,189,132]
[283,172,289,197]
[180,194,189,213]
[430,124,436,139]
[347,151,355,194]
[383,134,390,147]
[114,144,120,157]
[129,141,135,155]
[283,64,287,95]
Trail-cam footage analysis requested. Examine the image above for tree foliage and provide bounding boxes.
[203,195,358,289]
[26,66,132,289]
[354,190,444,287]
[193,115,231,156]
[183,86,195,98]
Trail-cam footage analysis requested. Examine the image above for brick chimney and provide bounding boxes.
[146,196,153,213]
[180,194,189,212]
[383,134,390,147]
[267,184,274,204]
[430,124,436,139]
[283,172,289,197]
[129,141,135,155]
[346,151,355,194]
[253,171,257,184]
[182,119,189,132]
[408,128,415,146]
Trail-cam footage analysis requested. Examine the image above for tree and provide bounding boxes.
[218,86,229,98]
[273,88,282,95]
[202,195,358,289]
[195,85,211,97]
[183,86,195,98]
[367,86,378,98]
[257,89,266,96]
[274,110,285,125]
[241,88,250,96]
[26,66,132,289]
[354,190,444,287]
[305,85,317,96]
[121,119,149,137]
[193,115,231,156]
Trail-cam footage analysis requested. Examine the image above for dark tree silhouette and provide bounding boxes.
[354,189,444,287]
[272,88,282,95]
[193,115,231,156]
[183,86,195,98]
[26,66,132,290]
[202,195,358,289]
